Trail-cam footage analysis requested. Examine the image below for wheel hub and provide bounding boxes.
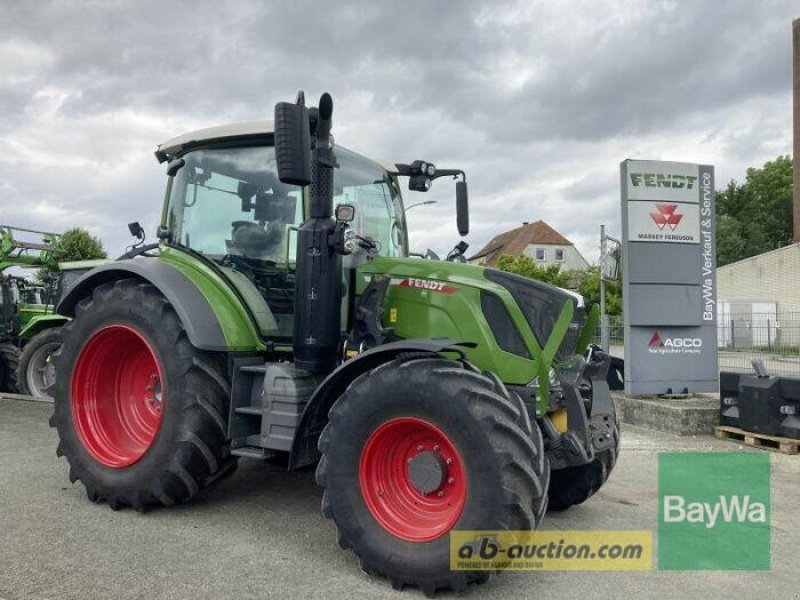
[407,450,447,495]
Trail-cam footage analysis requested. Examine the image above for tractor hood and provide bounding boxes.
[357,257,585,378]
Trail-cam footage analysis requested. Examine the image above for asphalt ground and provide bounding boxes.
[1,397,798,600]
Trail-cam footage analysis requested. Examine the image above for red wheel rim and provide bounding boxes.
[359,417,467,542]
[71,325,164,468]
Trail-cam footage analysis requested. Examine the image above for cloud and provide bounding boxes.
[0,0,796,264]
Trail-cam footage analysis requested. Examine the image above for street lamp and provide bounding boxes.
[404,200,437,213]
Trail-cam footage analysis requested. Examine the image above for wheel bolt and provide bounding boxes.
[446,458,453,465]
[433,444,440,452]
[416,444,424,452]
[447,477,455,484]
[437,491,445,497]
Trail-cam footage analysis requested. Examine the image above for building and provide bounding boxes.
[468,220,590,270]
[717,243,800,347]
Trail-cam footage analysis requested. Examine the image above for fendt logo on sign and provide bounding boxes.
[649,204,683,231]
[648,331,702,355]
[629,173,698,190]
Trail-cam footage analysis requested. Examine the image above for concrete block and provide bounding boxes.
[612,392,719,436]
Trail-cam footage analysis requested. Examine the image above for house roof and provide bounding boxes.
[468,220,574,266]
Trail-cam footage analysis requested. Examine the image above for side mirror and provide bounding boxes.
[456,180,469,237]
[602,238,621,281]
[274,92,312,186]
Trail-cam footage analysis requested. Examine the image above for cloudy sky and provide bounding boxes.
[0,0,796,263]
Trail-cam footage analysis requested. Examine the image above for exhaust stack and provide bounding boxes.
[275,92,341,374]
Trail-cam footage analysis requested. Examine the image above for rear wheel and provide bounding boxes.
[0,343,21,393]
[53,279,236,509]
[18,327,62,399]
[316,356,549,596]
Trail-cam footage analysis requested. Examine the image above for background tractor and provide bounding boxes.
[52,92,619,595]
[0,225,59,393]
[16,260,106,398]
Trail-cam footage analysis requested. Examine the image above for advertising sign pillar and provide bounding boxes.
[621,160,718,395]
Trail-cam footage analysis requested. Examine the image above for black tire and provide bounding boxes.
[547,411,620,512]
[316,356,549,596]
[607,356,624,391]
[18,327,63,399]
[0,343,21,393]
[53,278,236,509]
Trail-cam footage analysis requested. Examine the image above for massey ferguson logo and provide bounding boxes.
[648,331,702,355]
[396,278,458,294]
[650,204,683,231]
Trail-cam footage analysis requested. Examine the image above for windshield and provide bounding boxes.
[165,144,407,263]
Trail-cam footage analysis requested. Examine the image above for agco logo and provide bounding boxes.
[648,331,702,354]
[650,204,683,231]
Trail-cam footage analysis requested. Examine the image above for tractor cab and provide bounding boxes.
[158,123,409,341]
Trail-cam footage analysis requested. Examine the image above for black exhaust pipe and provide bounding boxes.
[275,92,341,375]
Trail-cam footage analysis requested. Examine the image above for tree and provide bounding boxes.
[495,254,570,287]
[38,227,107,281]
[716,155,793,266]
[572,267,622,315]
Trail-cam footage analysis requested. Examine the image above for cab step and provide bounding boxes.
[231,446,277,460]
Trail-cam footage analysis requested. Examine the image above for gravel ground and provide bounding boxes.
[1,397,798,600]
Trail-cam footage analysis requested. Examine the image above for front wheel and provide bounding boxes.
[547,410,620,511]
[316,356,549,596]
[18,327,63,399]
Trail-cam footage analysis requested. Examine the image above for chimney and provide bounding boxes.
[794,19,800,242]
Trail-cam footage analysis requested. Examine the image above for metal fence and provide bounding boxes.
[593,312,800,376]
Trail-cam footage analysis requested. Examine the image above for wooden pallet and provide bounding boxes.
[715,425,800,455]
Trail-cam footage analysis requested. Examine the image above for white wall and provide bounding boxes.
[522,244,589,271]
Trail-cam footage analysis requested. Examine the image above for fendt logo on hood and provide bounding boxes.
[396,278,458,294]
[650,204,683,231]
[648,331,702,355]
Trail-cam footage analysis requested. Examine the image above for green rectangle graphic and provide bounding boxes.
[658,452,770,570]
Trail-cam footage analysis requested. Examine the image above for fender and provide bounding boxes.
[19,314,69,340]
[57,258,234,351]
[288,338,475,469]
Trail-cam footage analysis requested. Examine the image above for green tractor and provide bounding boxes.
[0,225,59,393]
[16,260,107,398]
[52,93,619,594]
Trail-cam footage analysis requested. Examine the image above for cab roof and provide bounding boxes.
[157,120,397,173]
[157,120,275,158]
